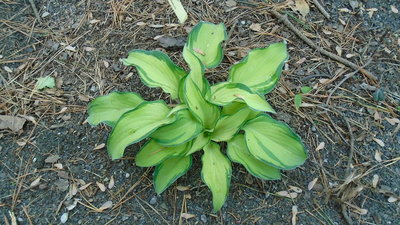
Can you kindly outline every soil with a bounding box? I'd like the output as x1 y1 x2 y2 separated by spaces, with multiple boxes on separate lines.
1 0 399 224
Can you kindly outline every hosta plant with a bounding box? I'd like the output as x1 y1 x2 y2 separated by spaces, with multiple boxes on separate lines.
88 21 307 211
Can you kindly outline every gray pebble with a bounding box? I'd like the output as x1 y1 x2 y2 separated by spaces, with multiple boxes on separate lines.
200 214 207 223
149 196 157 205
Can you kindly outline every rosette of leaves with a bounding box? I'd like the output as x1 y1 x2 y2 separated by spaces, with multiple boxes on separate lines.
87 21 307 211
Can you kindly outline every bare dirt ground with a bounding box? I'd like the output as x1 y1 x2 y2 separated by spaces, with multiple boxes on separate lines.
1 0 399 224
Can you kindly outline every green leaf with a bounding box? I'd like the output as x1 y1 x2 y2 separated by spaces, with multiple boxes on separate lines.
294 94 302 110
243 114 307 170
186 21 227 68
107 101 175 160
35 76 55 90
211 107 250 142
151 109 203 146
154 156 192 194
228 42 288 94
87 92 144 127
300 86 312 94
227 134 281 180
166 104 188 117
182 46 209 94
201 142 231 212
167 0 188 24
136 140 191 167
209 82 275 113
185 132 210 156
221 102 260 120
183 76 220 130
122 50 186 99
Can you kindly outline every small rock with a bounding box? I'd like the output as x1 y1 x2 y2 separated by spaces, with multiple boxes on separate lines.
149 196 157 205
200 214 207 223
60 212 68 223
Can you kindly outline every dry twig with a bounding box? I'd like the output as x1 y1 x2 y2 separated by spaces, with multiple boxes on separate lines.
312 0 331 19
269 9 378 82
28 0 42 24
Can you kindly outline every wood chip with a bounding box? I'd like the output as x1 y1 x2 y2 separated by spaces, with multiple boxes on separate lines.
93 143 105 150
30 176 41 187
374 150 382 162
79 182 92 191
276 191 298 199
96 182 106 192
65 45 76 52
89 19 101 24
292 205 298 225
45 155 60 163
99 201 113 211
373 138 385 147
3 66 13 73
54 163 63 170
249 23 261 32
176 185 190 191
335 46 342 56
372 174 379 188
108 176 115 189
308 178 318 191
83 47 96 52
181 213 196 219
289 186 303 193
315 142 325 151
103 60 110 68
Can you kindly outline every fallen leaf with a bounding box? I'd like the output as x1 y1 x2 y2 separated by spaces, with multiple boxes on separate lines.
60 212 68 223
373 138 385 147
289 186 303 193
388 196 398 203
0 115 26 132
385 117 400 125
292 205 298 225
96 182 106 192
108 176 115 189
391 5 398 14
99 201 113 211
249 23 261 32
374 150 382 162
176 185 190 191
276 191 298 199
308 178 318 191
372 174 379 188
136 21 146 26
35 76 55 90
69 183 78 197
322 29 332 35
181 213 196 219
315 142 325 151
93 143 105 150
45 155 60 163
30 176 41 187
294 0 310 18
